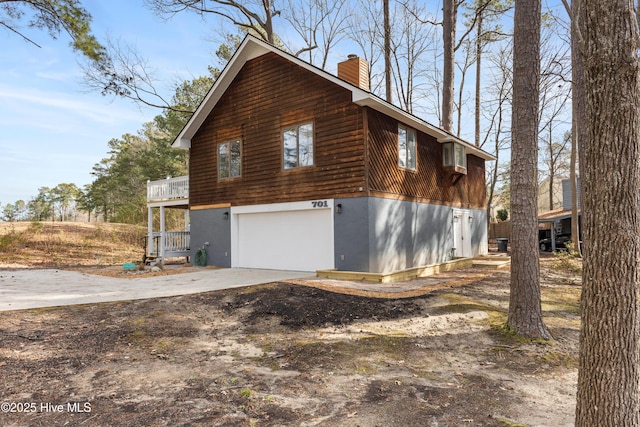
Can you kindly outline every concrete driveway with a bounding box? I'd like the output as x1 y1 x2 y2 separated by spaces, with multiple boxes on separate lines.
0 268 312 312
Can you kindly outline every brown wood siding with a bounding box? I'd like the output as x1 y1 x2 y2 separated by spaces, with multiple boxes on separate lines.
189 53 366 207
366 108 486 209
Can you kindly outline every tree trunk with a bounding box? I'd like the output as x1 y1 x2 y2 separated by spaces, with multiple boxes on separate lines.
570 113 581 256
441 0 455 132
475 13 483 147
508 0 551 339
548 125 555 212
548 172 554 212
486 151 499 227
569 136 580 254
569 137 581 255
264 0 275 44
383 0 392 103
569 0 585 257
574 0 640 425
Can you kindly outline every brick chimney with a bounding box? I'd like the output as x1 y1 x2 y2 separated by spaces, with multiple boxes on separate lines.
337 54 370 91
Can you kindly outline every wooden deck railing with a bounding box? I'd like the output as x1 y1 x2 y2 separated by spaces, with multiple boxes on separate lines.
149 231 190 258
147 176 189 202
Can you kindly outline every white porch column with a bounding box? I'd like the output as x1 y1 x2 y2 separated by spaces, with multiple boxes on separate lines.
147 206 153 256
160 206 166 260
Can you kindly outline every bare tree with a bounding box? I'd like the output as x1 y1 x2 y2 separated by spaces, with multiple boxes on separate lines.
483 42 512 225
574 0 640 424
348 0 437 110
145 0 281 43
283 0 351 68
539 128 571 211
537 24 571 212
389 1 435 113
463 0 513 146
538 25 571 133
455 38 475 136
508 0 551 339
474 4 484 146
83 30 242 114
82 0 286 112
561 0 585 256
347 0 384 95
401 0 481 133
83 38 195 113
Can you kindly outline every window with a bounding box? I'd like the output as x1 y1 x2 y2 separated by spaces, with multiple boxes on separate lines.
398 124 417 170
443 142 467 173
218 140 241 179
283 122 314 169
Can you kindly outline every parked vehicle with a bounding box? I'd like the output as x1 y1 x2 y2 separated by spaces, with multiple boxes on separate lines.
539 234 571 252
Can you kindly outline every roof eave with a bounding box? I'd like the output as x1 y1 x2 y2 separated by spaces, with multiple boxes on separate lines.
352 94 496 161
174 138 191 150
171 36 272 149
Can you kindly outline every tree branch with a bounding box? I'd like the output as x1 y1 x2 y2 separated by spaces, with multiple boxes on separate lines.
0 20 42 47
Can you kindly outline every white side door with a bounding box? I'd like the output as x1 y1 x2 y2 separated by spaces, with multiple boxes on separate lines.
453 209 472 258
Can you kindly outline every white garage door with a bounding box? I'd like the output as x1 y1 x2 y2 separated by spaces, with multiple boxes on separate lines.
236 207 334 271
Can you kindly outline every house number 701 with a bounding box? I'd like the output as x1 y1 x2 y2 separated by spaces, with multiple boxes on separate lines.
312 200 329 208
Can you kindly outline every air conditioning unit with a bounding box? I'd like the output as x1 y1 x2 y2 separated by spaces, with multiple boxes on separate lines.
443 142 467 175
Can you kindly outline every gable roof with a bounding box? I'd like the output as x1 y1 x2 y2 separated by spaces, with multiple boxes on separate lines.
173 35 496 161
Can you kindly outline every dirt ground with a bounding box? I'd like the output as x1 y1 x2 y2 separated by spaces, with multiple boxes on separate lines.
0 256 580 427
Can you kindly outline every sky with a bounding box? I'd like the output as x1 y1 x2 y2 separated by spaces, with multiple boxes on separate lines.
0 0 569 208
0 0 218 206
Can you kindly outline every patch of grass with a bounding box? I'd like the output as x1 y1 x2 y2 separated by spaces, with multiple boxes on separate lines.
542 287 581 316
489 322 553 346
236 283 281 295
154 338 175 352
366 335 414 354
497 418 527 427
27 306 63 314
543 314 581 331
433 293 507 326
409 367 448 381
125 316 159 347
269 336 417 374
537 350 578 369
353 360 378 375
0 221 146 267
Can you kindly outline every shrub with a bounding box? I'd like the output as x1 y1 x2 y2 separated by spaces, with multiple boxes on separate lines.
552 241 583 275
0 225 23 251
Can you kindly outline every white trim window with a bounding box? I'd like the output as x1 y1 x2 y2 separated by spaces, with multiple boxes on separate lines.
398 124 417 170
218 139 242 179
283 122 314 169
